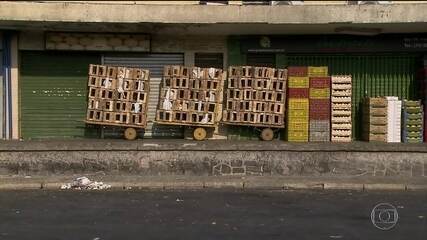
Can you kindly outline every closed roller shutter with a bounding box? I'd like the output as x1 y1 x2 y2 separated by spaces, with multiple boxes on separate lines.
20 51 100 139
103 53 184 138
195 53 224 69
286 54 420 140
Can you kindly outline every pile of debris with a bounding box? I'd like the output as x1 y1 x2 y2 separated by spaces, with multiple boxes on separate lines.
60 177 111 190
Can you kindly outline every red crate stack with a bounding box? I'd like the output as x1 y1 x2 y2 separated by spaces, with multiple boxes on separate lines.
309 75 331 142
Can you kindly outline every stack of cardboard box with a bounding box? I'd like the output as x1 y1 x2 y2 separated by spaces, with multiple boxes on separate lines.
363 97 388 142
386 96 402 143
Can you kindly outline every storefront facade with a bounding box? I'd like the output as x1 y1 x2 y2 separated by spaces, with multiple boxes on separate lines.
0 1 426 140
15 33 427 140
227 35 426 140
18 32 227 139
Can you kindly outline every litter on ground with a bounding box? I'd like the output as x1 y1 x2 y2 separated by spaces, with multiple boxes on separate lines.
60 177 111 190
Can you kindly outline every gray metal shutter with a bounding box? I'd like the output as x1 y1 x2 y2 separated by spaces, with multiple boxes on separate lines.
195 53 224 69
103 53 184 138
247 53 276 67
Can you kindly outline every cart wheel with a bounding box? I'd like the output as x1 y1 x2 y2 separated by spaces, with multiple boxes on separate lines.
193 127 207 141
124 127 137 140
261 128 274 141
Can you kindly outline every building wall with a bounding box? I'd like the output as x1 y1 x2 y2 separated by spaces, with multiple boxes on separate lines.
19 31 227 61
29 1 427 4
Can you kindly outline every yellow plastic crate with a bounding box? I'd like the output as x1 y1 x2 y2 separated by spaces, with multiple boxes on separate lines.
288 77 309 88
308 66 328 77
287 122 309 131
288 109 309 119
287 130 309 142
288 116 309 123
288 98 309 109
309 88 330 99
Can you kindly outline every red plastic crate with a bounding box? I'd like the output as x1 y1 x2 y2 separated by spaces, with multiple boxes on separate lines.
310 99 330 120
310 107 330 114
309 112 330 120
310 77 331 88
310 99 330 108
288 88 309 98
310 107 330 115
288 66 308 77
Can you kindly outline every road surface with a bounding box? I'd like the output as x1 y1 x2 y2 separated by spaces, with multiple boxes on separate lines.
0 189 425 240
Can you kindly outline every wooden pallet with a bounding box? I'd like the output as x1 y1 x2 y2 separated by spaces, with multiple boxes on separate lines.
85 120 146 129
155 120 217 128
222 121 285 129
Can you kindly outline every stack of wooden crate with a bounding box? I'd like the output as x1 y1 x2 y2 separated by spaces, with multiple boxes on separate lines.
287 66 309 142
402 100 424 143
386 96 402 143
331 75 352 142
222 66 287 127
86 64 150 127
308 67 330 142
156 65 225 126
362 97 388 142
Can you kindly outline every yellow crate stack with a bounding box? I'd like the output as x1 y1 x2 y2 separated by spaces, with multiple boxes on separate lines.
287 98 309 141
287 66 309 142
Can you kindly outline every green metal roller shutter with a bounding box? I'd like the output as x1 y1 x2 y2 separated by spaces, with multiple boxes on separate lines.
20 51 100 139
286 54 420 140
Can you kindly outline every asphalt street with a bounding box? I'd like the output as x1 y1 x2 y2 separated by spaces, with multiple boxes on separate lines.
0 189 425 240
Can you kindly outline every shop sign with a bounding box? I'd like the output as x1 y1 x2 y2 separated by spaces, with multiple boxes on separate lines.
242 34 427 53
45 32 150 52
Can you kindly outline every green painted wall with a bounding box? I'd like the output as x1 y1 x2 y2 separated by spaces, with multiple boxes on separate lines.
20 51 100 139
227 36 246 66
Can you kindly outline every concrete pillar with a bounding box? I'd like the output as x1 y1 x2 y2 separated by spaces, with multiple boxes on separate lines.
184 51 195 66
10 34 18 139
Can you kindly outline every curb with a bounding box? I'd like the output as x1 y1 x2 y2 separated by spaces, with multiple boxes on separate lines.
0 181 426 191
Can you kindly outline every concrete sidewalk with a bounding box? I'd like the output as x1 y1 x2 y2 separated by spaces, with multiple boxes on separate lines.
0 140 426 190
1 175 426 191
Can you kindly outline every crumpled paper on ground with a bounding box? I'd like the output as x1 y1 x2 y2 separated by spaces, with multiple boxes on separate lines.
60 177 111 190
